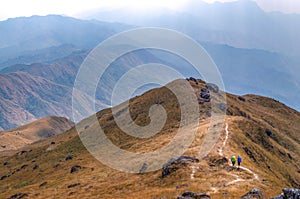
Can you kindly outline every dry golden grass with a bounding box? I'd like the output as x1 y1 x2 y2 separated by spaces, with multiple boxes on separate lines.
0 79 299 198
0 116 74 152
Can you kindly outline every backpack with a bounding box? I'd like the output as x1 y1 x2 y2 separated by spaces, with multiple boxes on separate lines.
238 156 242 162
231 156 236 162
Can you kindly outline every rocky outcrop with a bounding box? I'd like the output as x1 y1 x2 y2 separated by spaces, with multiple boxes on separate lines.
206 83 219 93
271 188 300 199
241 188 266 199
177 191 210 199
187 77 198 85
162 156 199 178
199 87 211 104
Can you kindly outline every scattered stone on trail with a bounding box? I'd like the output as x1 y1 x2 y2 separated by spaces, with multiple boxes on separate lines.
65 155 73 161
265 129 273 137
17 150 27 155
70 165 82 174
271 188 300 199
139 162 148 174
162 156 199 178
287 153 293 160
39 182 47 188
176 184 189 189
8 193 28 199
67 182 81 188
50 141 55 145
33 164 39 170
20 164 28 169
177 191 210 199
0 175 9 180
3 161 9 166
68 191 76 196
241 188 266 199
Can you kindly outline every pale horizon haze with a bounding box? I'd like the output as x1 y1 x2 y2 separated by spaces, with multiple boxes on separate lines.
0 0 300 21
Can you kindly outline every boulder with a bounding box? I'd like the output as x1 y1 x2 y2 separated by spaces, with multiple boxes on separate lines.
33 164 39 170
238 96 246 102
206 83 219 93
200 92 210 100
241 188 266 199
3 161 9 166
188 77 198 84
65 155 73 161
265 129 272 137
177 191 210 199
271 188 300 199
70 165 82 174
219 103 227 112
162 156 199 178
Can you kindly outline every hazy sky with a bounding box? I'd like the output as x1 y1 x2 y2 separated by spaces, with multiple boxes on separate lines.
0 0 300 21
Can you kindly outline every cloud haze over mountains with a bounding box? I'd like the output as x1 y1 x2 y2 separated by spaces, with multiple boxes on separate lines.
0 0 299 130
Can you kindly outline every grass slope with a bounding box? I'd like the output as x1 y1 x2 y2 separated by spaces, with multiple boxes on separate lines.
0 79 299 198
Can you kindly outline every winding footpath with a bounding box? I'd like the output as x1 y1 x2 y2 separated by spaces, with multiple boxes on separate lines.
218 123 229 157
221 122 259 186
190 122 259 188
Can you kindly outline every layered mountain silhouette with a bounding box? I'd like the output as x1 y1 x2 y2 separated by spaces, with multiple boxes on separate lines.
1 43 298 130
0 79 299 198
85 0 300 56
0 9 299 131
0 15 131 68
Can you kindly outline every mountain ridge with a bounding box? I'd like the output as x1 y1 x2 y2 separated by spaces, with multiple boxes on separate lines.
0 78 299 198
0 116 74 152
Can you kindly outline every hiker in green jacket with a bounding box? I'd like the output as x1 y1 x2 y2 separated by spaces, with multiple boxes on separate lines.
231 155 237 166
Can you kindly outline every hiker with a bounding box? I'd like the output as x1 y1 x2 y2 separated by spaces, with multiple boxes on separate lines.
231 155 237 166
238 155 242 167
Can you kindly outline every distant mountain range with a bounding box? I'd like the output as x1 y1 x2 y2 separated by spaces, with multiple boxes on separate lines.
0 15 131 68
85 0 300 56
0 0 299 129
0 44 80 69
